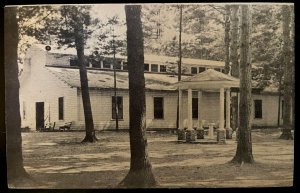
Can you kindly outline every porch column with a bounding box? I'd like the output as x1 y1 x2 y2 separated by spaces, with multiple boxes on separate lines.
177 88 186 140
196 90 204 139
219 87 225 130
198 90 203 129
178 89 183 129
187 88 193 130
226 89 233 139
186 88 196 142
217 87 226 144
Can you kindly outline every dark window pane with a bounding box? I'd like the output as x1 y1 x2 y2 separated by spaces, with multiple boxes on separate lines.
144 63 149 71
191 67 197 74
192 98 198 119
103 60 111 68
154 97 163 119
70 59 78 67
254 100 262 119
58 97 64 120
115 61 122 70
160 65 167 72
199 67 206 73
91 60 101 68
214 68 221 72
123 62 128 70
112 96 123 119
151 64 158 72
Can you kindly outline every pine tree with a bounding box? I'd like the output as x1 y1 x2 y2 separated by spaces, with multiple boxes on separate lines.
119 5 157 188
231 5 254 164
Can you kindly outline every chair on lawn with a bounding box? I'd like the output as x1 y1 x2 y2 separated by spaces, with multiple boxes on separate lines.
59 121 72 131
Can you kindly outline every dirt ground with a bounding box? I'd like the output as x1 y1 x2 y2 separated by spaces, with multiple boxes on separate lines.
11 129 294 188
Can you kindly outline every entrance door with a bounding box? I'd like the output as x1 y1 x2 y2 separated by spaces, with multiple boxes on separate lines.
36 102 44 130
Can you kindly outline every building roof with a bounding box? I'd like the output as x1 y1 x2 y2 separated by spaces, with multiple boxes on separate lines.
46 66 186 91
175 69 240 90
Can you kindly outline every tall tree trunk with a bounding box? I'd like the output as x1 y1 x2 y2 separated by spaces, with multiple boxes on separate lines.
5 7 28 183
230 5 239 131
279 5 293 140
119 5 157 188
231 5 254 164
75 24 97 143
224 5 231 74
290 6 295 133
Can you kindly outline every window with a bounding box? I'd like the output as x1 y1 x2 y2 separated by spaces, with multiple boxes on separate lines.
154 97 164 119
91 60 101 68
23 101 26 120
282 100 284 118
151 64 158 72
191 67 198 74
160 65 167 72
58 97 64 120
103 60 111 68
192 98 198 119
114 61 122 70
123 62 128 70
254 100 262 119
214 68 221 72
70 59 89 67
112 96 123 119
70 59 78 67
221 69 226 73
199 67 206 73
144 63 149 71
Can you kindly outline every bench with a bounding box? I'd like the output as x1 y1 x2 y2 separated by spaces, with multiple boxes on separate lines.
59 122 72 131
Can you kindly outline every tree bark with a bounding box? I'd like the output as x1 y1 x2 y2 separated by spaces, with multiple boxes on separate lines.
230 5 240 131
224 5 231 74
75 23 97 143
5 7 29 182
231 5 254 164
279 5 293 140
119 5 157 188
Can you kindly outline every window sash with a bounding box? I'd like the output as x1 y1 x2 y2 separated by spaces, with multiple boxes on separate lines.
58 97 64 120
192 98 198 119
254 100 262 119
151 64 158 72
112 96 123 119
154 97 164 119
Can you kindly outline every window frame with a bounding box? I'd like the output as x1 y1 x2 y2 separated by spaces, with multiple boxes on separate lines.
254 99 262 119
151 64 158 72
58 97 64 120
191 67 198 74
154 97 164 119
198 67 206 73
144 63 150 71
112 96 123 120
160 65 167 72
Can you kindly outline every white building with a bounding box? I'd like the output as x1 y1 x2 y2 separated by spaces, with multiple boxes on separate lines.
19 45 285 131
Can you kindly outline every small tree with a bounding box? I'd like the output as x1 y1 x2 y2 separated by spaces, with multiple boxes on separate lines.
119 5 157 188
230 4 254 164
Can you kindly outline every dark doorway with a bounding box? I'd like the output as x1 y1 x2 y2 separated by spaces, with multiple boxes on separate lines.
36 102 44 130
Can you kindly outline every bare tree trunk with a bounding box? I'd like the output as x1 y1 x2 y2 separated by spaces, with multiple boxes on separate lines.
279 5 293 140
5 7 29 183
224 5 231 74
230 5 239 131
231 5 254 164
119 5 157 188
75 24 97 143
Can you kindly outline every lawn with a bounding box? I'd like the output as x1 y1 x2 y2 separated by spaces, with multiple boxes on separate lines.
11 129 294 188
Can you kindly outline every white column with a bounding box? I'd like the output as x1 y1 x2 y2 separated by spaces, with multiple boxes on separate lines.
178 89 183 129
188 89 193 130
121 61 124 70
198 90 202 129
226 89 231 129
219 87 225 130
100 61 103 69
